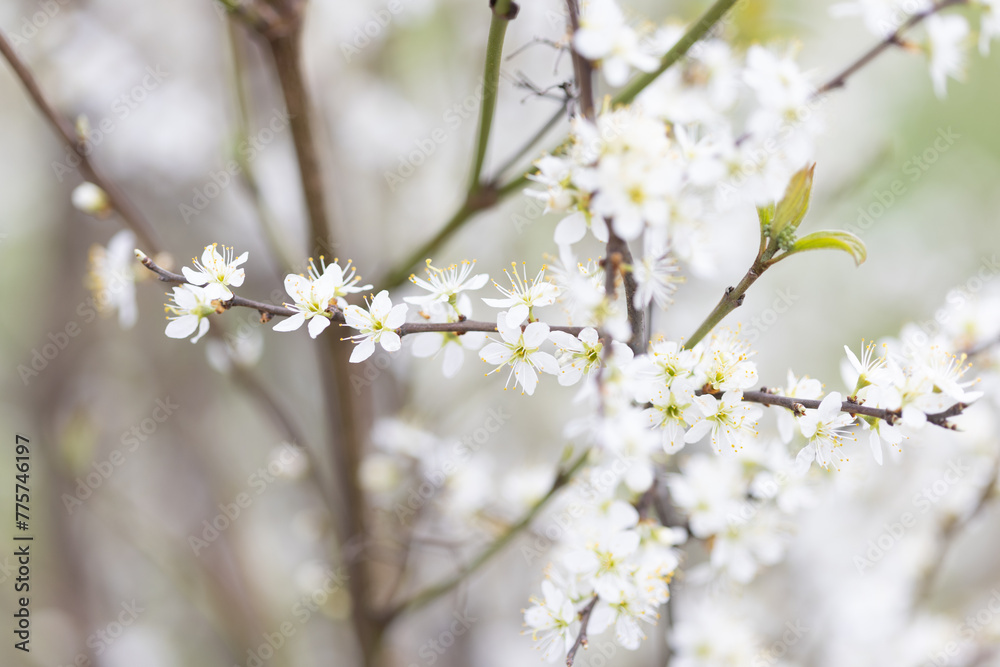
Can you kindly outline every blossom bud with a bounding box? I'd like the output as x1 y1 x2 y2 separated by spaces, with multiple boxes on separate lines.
71 182 111 217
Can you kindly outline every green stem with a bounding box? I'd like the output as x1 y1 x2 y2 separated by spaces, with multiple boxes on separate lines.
380 448 592 623
613 0 741 106
685 255 766 348
469 0 518 190
381 191 496 289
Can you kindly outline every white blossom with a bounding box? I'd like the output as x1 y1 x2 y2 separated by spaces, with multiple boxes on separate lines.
479 315 560 395
181 243 249 301
342 290 409 363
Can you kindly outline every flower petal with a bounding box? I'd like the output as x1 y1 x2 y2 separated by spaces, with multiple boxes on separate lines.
165 315 199 339
308 314 331 338
273 312 306 332
350 338 376 363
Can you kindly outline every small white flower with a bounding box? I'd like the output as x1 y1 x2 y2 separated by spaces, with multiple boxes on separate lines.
926 14 969 98
980 0 1000 55
87 230 137 330
480 314 560 395
698 329 758 392
305 256 372 309
843 339 891 394
274 272 338 339
483 263 561 327
795 392 857 472
830 0 932 38
642 379 698 452
410 330 486 378
632 250 682 310
206 330 264 374
743 45 814 116
181 243 249 301
522 581 579 663
573 0 658 86
775 370 823 443
588 584 660 651
548 327 603 386
164 284 215 343
684 390 762 454
342 290 409 363
404 259 490 311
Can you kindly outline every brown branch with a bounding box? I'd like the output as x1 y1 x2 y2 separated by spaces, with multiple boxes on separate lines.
738 388 968 430
216 0 288 37
0 30 161 251
566 595 599 667
814 0 969 96
564 0 595 121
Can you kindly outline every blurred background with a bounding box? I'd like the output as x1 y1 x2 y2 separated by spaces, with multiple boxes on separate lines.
1 0 999 666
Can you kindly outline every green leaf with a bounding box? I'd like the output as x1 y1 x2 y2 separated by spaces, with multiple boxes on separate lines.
783 230 868 266
771 163 815 235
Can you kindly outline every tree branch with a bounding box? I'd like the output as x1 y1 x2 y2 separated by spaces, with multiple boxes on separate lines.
0 30 161 251
685 254 766 348
379 448 592 624
738 388 968 430
566 595 599 667
913 452 999 603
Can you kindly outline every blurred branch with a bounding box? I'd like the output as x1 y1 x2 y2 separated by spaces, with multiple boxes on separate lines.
0 30 161 251
379 448 592 624
215 0 288 38
913 453 999 604
218 4 384 661
224 18 298 275
228 364 344 518
814 0 969 96
565 595 599 667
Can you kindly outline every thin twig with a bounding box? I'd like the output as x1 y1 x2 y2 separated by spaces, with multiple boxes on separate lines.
566 596 599 667
814 0 969 96
0 30 160 251
738 389 967 430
